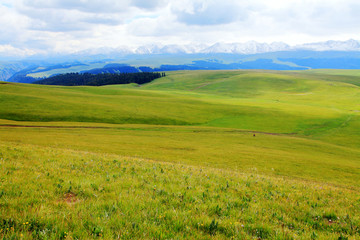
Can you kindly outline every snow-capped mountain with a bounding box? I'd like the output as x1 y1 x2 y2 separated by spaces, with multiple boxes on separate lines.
134 43 209 54
295 39 360 51
201 41 291 54
59 39 360 58
126 40 360 55
71 46 133 58
135 44 163 54
129 41 292 55
2 40 359 61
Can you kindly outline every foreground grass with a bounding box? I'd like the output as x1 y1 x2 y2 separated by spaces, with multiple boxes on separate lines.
0 141 359 239
0 121 360 188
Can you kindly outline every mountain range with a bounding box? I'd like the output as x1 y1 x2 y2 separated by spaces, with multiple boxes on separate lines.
72 39 360 56
1 39 360 83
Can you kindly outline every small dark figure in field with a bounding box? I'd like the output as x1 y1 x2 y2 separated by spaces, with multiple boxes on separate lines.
253 134 256 137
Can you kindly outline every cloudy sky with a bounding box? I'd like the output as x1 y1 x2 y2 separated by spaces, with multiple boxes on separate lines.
0 0 359 56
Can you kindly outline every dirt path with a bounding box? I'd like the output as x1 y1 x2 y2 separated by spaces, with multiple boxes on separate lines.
192 129 296 136
0 124 109 129
225 130 296 136
0 124 296 136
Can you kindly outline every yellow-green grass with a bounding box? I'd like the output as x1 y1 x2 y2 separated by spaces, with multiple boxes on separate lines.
302 69 360 77
1 71 359 135
0 141 359 239
1 70 360 146
0 70 360 185
1 70 360 239
0 121 360 188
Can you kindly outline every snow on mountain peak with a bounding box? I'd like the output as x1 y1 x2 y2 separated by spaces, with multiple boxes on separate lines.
201 41 291 54
71 39 360 56
295 39 360 51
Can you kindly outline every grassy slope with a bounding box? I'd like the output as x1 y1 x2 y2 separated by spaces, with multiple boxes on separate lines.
1 70 360 239
139 70 360 145
2 70 360 134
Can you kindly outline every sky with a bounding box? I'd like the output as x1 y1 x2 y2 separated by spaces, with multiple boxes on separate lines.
0 0 359 56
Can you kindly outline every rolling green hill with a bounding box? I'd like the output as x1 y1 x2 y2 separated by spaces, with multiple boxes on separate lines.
0 70 359 239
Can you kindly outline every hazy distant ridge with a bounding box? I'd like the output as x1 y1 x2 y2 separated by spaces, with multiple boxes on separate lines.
76 39 360 56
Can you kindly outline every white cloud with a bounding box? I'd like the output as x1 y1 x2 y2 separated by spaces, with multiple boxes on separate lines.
131 0 169 10
0 4 30 45
0 0 359 56
0 44 37 57
21 0 131 13
171 0 253 25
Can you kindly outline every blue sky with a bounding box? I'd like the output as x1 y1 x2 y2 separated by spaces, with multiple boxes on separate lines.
0 0 359 56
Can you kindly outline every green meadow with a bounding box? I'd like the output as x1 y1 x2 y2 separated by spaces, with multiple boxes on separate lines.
0 70 360 239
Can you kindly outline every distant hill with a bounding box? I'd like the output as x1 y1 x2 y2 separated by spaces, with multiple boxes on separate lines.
0 61 34 81
80 63 140 74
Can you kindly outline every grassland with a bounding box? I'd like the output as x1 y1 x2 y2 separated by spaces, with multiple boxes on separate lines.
0 70 360 239
1 141 359 239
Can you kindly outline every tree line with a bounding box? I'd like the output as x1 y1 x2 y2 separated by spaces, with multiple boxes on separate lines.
33 72 166 86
